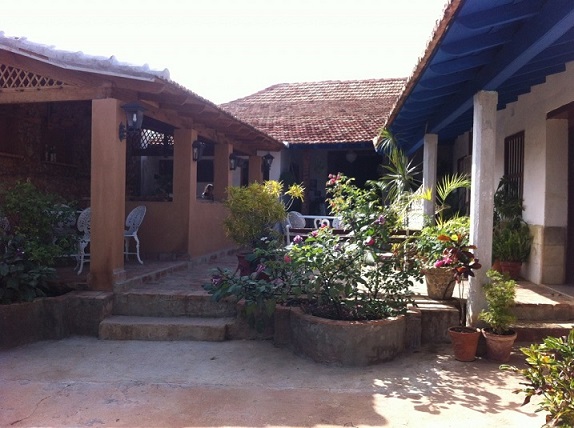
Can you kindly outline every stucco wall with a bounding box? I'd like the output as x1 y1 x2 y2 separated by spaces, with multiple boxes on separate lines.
497 61 574 226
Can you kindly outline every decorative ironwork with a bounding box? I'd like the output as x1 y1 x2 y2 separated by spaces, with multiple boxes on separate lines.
0 65 67 89
130 128 174 156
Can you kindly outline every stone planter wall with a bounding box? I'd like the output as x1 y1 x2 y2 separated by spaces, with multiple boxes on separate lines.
0 291 113 350
288 307 407 366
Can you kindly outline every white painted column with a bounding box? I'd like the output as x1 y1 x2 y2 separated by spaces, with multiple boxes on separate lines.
467 91 498 326
422 134 438 221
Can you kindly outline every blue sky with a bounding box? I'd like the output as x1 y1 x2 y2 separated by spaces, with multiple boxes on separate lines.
1 0 447 103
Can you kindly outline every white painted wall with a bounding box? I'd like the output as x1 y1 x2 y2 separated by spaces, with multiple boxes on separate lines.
496 61 574 227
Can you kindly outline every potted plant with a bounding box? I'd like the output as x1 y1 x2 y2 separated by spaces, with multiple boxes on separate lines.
431 232 483 362
414 216 471 300
223 180 303 275
479 269 518 362
206 173 422 365
492 176 533 279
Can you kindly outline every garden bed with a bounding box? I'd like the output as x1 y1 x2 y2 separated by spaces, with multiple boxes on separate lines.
281 306 408 366
0 291 113 350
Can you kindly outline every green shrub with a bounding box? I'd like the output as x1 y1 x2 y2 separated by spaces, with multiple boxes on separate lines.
0 235 55 304
1 181 77 266
501 329 574 427
479 269 516 334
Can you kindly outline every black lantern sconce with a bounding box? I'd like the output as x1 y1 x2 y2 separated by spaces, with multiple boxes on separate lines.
119 102 145 141
192 140 205 162
262 152 274 171
229 153 239 170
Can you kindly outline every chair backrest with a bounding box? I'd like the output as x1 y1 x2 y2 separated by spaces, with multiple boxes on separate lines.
125 205 146 234
0 216 9 233
287 211 306 228
77 207 91 239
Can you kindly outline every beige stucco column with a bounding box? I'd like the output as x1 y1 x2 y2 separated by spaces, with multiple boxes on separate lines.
467 90 498 325
536 118 568 284
422 133 438 221
249 155 263 183
172 128 197 256
213 143 233 200
89 98 126 290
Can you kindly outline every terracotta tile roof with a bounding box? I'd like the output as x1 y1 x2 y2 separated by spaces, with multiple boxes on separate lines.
220 78 406 145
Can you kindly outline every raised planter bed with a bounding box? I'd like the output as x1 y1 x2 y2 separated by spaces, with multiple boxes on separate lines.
0 291 113 350
287 306 407 366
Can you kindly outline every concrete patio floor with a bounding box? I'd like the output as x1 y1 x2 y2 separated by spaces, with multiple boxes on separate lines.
1 336 546 427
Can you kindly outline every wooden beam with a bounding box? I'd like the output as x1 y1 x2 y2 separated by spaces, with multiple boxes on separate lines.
0 86 112 103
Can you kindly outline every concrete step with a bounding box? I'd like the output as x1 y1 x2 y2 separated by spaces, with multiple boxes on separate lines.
512 321 574 343
512 302 574 322
112 291 237 318
99 315 235 341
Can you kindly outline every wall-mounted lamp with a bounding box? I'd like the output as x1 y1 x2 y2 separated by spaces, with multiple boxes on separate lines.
192 140 205 162
262 152 274 171
229 153 239 170
119 102 145 141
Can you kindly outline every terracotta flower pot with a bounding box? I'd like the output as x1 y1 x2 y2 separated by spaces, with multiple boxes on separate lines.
482 328 517 362
423 267 456 300
448 326 481 362
497 261 522 280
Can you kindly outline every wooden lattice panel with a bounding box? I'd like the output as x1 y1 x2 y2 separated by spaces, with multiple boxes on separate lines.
0 64 67 89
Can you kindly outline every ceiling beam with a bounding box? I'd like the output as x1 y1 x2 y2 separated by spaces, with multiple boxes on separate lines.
457 0 542 30
428 2 574 138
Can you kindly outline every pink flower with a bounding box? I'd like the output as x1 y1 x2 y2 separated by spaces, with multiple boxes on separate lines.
283 255 292 263
364 237 375 246
434 260 446 268
293 235 303 244
375 215 386 225
311 230 319 238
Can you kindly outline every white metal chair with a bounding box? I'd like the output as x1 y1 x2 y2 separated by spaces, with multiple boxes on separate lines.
0 216 9 233
284 211 307 245
76 207 91 275
124 205 146 264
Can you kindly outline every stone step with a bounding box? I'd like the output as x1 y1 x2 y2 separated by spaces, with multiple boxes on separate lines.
112 291 237 318
99 315 235 341
512 302 574 322
512 321 574 343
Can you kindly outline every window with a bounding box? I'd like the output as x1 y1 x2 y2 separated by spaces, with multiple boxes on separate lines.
504 131 525 200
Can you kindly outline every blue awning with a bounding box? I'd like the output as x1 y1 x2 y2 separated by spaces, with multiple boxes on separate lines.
385 0 574 154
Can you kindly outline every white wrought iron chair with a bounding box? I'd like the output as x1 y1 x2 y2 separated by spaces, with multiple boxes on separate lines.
124 205 146 264
76 207 91 275
0 216 9 233
284 211 307 245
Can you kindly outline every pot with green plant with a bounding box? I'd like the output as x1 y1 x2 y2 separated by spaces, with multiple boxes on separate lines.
414 216 472 300
479 269 517 362
429 231 482 361
223 180 303 275
492 176 533 279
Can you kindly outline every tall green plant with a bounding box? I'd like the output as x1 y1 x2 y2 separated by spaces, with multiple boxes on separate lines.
223 181 304 250
479 269 516 334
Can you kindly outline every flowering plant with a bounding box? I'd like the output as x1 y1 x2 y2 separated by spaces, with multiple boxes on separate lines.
206 173 420 323
288 173 419 320
434 232 481 283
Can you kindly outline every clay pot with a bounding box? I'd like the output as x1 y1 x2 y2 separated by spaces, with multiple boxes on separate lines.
236 252 254 276
424 267 456 300
482 328 517 362
448 326 481 362
497 261 522 280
